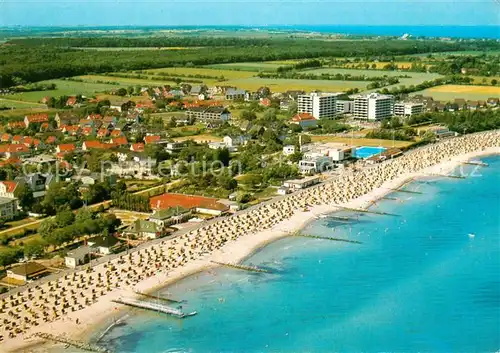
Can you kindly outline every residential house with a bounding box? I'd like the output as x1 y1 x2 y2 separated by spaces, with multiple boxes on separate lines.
290 113 318 129
144 135 161 145
56 143 76 154
88 234 121 255
1 133 12 143
24 114 49 128
223 135 249 148
110 136 128 146
282 176 321 190
55 112 79 127
487 97 499 107
0 144 30 158
81 127 95 137
7 121 26 130
65 246 93 268
61 125 81 136
82 140 106 151
130 143 145 152
46 136 57 145
123 219 162 240
283 145 296 156
66 96 77 106
0 181 20 220
15 173 54 198
186 107 231 126
225 88 246 100
97 128 110 138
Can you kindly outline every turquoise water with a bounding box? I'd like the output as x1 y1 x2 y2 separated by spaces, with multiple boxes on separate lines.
98 155 500 353
354 146 386 159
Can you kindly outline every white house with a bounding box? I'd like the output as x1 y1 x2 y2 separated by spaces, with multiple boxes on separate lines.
283 145 296 156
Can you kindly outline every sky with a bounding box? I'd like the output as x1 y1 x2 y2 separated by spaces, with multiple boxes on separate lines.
0 0 498 27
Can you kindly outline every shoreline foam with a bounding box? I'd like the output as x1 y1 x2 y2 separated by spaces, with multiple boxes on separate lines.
3 138 499 352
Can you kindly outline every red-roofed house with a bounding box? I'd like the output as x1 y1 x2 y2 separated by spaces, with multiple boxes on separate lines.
66 96 77 106
22 137 44 150
97 128 110 138
81 127 95 137
24 114 49 128
110 130 123 138
11 135 23 144
46 136 57 144
0 144 30 158
0 181 20 219
82 140 105 151
0 158 21 168
8 121 26 130
290 113 318 129
150 193 229 216
130 143 145 152
1 133 12 143
86 114 102 121
260 98 272 107
40 96 51 104
110 137 128 146
56 143 76 154
144 135 161 144
62 125 81 136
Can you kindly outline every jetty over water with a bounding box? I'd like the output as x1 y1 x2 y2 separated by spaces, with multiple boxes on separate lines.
430 173 466 179
112 298 196 318
210 261 270 273
385 187 423 195
462 160 488 167
294 233 362 244
333 205 399 217
134 291 184 304
32 332 110 352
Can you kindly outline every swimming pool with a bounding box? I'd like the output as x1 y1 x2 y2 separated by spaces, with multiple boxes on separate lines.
354 146 386 159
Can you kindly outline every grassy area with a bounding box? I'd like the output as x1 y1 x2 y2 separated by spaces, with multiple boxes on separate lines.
146 67 255 80
173 134 222 143
204 62 284 72
223 77 367 92
3 79 128 102
0 107 55 119
408 50 500 57
469 76 500 85
74 47 202 51
77 74 176 87
310 135 415 148
410 84 500 101
0 98 46 108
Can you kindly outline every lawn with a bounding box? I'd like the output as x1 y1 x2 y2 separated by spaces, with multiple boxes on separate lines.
410 84 500 101
173 134 222 143
0 107 54 119
3 79 129 102
310 135 415 148
0 98 46 108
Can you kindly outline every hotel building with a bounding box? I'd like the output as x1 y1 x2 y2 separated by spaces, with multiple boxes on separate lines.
353 93 394 120
297 92 340 119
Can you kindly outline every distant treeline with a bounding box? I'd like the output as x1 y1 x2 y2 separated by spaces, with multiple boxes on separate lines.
1 38 499 88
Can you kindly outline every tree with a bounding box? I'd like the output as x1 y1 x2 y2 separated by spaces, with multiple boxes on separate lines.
39 218 57 238
24 240 46 259
117 88 127 96
16 183 35 211
492 79 498 86
127 86 134 96
75 207 93 223
240 110 257 121
55 208 75 227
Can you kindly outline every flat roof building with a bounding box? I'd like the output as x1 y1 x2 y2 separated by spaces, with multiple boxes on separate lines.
353 93 394 120
298 92 340 119
394 102 424 117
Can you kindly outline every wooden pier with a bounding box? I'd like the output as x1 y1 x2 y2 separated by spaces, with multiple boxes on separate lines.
294 233 362 244
333 205 399 217
382 196 399 201
134 291 184 304
33 332 110 353
385 188 423 195
462 160 488 167
210 261 270 273
112 298 196 318
430 173 466 179
325 215 355 222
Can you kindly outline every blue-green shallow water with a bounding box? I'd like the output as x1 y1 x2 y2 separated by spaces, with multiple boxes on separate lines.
99 155 500 353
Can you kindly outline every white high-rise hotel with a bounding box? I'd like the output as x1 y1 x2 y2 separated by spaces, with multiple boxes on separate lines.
353 93 394 120
298 92 340 119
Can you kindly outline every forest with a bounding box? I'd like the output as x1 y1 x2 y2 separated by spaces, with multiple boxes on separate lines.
1 37 499 88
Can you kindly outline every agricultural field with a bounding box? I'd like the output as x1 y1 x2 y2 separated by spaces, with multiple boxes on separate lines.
77 74 176 87
222 77 367 92
408 50 500 57
0 98 46 108
310 135 415 148
410 84 500 101
204 62 284 72
0 107 55 119
146 67 255 80
3 79 129 103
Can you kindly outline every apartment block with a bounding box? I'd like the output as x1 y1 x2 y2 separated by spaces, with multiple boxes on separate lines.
297 92 340 119
394 102 424 117
353 93 394 120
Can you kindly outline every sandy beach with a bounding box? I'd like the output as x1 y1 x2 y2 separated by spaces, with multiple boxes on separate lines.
2 131 499 353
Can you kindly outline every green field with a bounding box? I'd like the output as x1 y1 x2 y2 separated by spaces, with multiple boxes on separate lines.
3 79 130 102
204 62 284 72
221 77 367 92
407 50 500 57
0 98 46 108
77 74 177 86
410 84 500 101
146 67 255 80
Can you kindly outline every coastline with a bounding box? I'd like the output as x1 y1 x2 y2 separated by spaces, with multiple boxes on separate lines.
4 144 499 353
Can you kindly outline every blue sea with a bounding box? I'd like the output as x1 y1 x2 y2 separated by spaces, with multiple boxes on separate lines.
97 155 500 353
